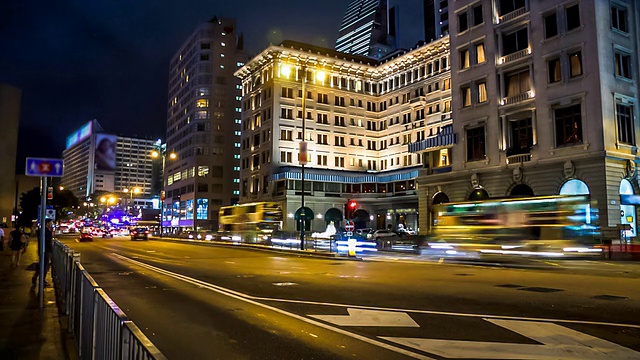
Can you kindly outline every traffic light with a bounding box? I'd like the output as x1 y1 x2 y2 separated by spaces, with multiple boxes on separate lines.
345 199 358 220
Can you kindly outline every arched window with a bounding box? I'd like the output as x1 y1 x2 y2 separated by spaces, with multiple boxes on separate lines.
560 179 591 224
620 179 636 238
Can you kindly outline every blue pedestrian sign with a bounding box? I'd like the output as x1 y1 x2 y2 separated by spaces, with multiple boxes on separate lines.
26 158 64 177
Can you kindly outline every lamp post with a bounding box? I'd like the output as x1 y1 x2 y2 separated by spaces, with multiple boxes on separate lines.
151 146 177 237
123 187 140 210
280 64 325 250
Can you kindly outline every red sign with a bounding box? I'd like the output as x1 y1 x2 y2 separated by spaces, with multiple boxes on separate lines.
345 221 354 231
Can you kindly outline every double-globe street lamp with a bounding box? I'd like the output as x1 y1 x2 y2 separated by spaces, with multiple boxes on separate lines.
122 187 141 211
280 63 326 250
151 146 177 237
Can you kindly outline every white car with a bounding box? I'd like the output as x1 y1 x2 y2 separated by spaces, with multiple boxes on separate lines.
368 229 398 239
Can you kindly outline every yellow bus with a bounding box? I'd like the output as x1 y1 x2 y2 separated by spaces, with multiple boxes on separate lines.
426 195 601 257
218 202 283 243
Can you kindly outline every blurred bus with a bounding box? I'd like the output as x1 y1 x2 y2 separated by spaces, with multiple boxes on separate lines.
218 202 283 243
425 195 602 258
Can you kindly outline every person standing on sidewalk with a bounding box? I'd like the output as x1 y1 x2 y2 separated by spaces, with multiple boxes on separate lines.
31 219 53 287
9 227 26 268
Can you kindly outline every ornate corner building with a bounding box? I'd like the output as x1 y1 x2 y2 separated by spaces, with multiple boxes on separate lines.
235 38 452 233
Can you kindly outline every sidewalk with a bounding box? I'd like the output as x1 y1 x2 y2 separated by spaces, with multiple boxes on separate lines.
0 243 77 359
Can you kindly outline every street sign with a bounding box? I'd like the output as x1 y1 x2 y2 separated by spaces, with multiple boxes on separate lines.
345 221 354 232
26 158 64 177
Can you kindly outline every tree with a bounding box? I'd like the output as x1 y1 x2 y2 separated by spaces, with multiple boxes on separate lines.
18 186 80 226
18 187 40 227
51 188 79 221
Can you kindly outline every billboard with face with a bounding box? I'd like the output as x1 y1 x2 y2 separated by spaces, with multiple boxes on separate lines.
94 134 117 171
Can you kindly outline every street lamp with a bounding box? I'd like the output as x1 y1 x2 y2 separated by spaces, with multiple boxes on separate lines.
151 145 177 237
280 64 326 250
123 187 141 210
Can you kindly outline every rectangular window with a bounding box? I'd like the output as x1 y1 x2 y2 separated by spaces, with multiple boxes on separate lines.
505 69 530 96
499 0 525 17
509 118 533 155
544 12 558 38
566 4 580 31
458 13 468 32
460 49 470 69
466 126 486 162
569 51 582 78
503 28 528 56
548 58 561 83
477 82 487 103
555 104 583 146
462 86 471 107
617 103 635 145
615 52 632 79
473 4 483 26
612 6 629 33
476 43 485 64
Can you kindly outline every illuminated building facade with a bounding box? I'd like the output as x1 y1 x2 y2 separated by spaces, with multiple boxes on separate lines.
61 119 157 209
413 0 640 238
164 17 248 231
235 38 451 233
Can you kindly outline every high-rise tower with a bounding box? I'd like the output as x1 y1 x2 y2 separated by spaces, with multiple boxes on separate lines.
164 17 248 232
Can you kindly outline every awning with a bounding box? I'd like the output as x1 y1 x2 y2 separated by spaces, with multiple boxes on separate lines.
294 207 314 221
324 208 343 222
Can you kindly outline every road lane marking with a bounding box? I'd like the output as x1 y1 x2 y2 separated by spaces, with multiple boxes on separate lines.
110 253 640 330
111 253 435 359
310 309 419 327
383 319 640 359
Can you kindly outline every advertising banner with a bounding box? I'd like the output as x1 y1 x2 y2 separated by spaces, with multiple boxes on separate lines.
94 134 117 171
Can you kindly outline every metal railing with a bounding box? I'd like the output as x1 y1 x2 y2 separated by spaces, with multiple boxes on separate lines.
52 241 167 360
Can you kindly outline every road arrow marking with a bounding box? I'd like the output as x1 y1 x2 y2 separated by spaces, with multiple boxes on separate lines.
310 308 419 327
382 319 640 359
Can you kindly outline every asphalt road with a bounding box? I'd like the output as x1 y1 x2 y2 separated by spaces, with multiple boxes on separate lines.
59 235 640 359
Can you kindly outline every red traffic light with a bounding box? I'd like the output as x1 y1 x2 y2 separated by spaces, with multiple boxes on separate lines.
348 200 357 209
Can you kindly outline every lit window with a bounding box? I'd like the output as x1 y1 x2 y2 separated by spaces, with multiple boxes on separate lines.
234 143 241 148
477 82 487 103
221 42 226 46
569 51 582 78
462 86 471 107
476 43 485 64
460 49 470 69
548 58 561 83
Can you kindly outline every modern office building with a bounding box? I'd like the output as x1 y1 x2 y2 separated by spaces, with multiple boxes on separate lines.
412 0 640 239
336 0 450 60
61 119 158 209
235 38 451 233
423 0 450 42
0 83 21 226
163 17 248 231
336 0 396 59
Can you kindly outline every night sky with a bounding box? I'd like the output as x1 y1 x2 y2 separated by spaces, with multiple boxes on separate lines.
1 0 350 170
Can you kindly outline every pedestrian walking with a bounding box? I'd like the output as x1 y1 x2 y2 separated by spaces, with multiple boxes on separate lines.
32 219 53 287
9 227 27 268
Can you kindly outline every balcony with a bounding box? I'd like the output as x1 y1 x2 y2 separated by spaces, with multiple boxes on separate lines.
408 124 456 153
501 91 533 106
499 48 530 66
498 7 526 24
409 96 426 107
506 153 531 164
